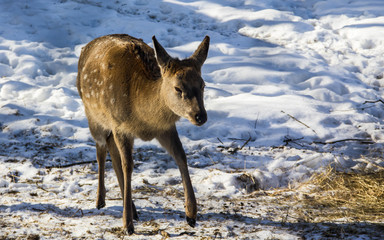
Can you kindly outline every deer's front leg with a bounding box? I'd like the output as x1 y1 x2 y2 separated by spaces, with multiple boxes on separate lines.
96 143 107 209
107 133 139 220
157 127 197 227
112 131 135 235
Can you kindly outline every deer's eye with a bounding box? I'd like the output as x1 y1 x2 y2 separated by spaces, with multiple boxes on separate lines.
174 87 182 96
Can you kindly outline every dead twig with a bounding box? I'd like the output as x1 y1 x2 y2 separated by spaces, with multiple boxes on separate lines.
283 136 304 146
218 136 252 154
45 159 112 169
363 99 384 105
71 208 84 217
238 136 252 151
281 110 317 135
36 183 58 194
313 138 374 145
359 157 384 171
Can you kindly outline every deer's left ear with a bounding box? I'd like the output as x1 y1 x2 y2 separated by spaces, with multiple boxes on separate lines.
190 36 210 66
152 36 172 69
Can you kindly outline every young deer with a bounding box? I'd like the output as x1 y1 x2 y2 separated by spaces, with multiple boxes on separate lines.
77 34 209 234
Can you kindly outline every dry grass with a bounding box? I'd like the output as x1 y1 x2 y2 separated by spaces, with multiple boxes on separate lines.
296 166 384 222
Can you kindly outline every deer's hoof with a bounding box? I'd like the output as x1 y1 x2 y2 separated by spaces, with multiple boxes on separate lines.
133 212 139 221
124 225 135 235
96 201 106 210
132 202 139 221
186 216 196 227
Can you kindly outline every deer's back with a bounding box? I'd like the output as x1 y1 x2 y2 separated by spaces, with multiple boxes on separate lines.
77 34 177 140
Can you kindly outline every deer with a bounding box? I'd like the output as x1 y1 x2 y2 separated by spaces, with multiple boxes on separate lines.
76 34 210 234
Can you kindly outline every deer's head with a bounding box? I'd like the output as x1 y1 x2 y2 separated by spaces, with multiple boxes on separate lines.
153 36 210 126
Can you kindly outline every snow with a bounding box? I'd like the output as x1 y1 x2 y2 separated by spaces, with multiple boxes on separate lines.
1 0 384 239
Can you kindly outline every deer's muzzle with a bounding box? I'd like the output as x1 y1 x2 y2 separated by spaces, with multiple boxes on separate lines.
194 111 207 126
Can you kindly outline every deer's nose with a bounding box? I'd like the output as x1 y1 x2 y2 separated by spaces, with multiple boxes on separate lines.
195 112 207 125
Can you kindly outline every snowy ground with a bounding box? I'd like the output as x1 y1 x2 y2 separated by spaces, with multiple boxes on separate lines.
1 0 384 239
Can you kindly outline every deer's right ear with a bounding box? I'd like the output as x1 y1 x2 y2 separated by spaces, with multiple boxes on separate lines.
152 36 171 69
190 36 210 67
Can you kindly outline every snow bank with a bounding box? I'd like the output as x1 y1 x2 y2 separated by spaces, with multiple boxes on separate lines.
0 0 383 202
1 0 384 238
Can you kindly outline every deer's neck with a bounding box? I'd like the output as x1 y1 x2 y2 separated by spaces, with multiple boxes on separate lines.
132 77 180 131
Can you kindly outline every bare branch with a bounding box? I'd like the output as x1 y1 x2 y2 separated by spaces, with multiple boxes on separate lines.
281 111 317 135
313 138 374 145
363 99 384 105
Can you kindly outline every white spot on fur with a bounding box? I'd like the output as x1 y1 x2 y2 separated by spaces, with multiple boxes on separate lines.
84 74 88 80
111 98 115 104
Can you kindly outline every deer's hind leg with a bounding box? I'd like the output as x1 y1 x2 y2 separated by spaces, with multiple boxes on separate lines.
96 142 107 209
110 130 135 234
86 117 110 210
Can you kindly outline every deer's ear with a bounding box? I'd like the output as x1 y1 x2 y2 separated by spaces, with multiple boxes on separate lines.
152 36 171 68
190 36 210 66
